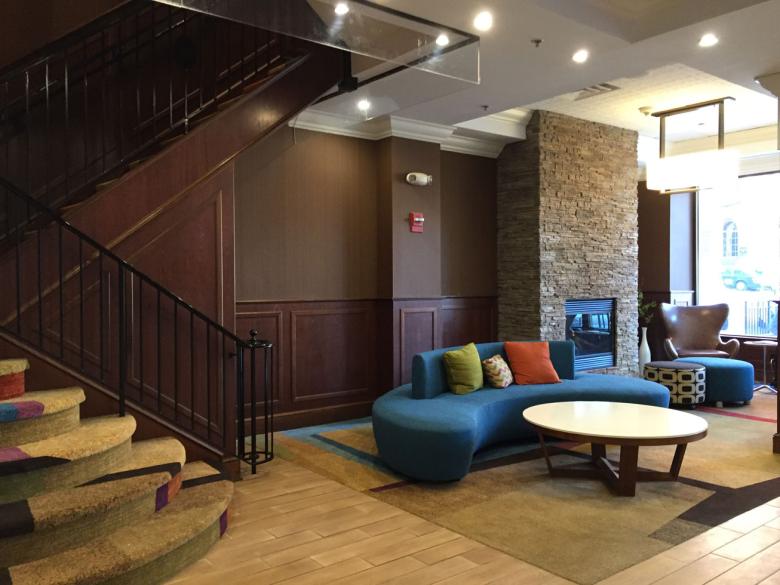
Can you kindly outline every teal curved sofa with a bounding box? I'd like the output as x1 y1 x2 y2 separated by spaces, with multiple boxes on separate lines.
372 341 670 482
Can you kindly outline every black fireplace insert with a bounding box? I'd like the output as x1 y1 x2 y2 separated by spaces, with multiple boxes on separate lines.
565 298 616 370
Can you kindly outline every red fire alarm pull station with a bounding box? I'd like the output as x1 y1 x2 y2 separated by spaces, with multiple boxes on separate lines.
409 212 424 233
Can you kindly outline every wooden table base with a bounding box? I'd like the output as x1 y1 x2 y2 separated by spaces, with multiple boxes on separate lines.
537 431 688 497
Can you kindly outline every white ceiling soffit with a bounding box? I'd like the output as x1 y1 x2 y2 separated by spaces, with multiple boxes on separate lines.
289 110 513 158
454 108 532 141
535 0 768 42
526 63 778 141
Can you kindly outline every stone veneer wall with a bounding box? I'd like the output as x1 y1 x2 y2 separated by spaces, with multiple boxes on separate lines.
497 110 639 375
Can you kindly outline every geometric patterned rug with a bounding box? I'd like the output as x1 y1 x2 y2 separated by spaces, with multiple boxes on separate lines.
277 393 780 584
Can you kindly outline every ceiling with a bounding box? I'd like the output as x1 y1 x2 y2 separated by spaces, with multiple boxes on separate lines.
528 63 777 140
310 0 780 140
537 0 767 42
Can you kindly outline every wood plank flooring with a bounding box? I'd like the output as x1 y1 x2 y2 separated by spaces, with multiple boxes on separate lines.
166 394 780 585
165 458 573 585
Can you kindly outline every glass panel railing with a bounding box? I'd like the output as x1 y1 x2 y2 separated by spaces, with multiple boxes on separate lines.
153 0 480 85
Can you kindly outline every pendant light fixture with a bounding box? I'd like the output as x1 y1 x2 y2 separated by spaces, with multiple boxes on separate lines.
645 97 739 194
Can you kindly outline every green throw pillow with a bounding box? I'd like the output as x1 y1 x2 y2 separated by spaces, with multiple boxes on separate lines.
442 343 484 395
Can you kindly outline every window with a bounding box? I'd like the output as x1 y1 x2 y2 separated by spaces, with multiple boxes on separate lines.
698 173 779 337
722 221 739 257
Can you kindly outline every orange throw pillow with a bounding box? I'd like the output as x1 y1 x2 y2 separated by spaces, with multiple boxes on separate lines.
504 341 561 385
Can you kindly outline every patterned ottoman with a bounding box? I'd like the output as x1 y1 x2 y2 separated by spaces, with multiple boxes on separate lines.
643 360 706 408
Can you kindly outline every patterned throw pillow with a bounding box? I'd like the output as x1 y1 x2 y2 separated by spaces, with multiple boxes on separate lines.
481 355 513 389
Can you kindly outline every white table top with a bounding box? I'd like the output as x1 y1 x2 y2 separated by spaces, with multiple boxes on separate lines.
523 401 708 441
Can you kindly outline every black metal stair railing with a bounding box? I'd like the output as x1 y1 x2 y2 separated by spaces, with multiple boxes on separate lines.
0 175 272 473
0 0 304 472
0 0 297 239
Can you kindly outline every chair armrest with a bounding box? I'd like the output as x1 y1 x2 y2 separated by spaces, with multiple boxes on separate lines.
718 338 740 358
663 338 679 360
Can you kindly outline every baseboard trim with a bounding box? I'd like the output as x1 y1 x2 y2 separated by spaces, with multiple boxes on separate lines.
244 400 374 431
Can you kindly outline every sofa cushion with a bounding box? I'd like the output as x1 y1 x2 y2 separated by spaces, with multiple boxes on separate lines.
482 355 513 388
412 341 576 399
442 343 483 395
505 341 561 385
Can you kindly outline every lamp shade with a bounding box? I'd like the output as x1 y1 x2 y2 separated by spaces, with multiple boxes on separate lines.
646 149 739 192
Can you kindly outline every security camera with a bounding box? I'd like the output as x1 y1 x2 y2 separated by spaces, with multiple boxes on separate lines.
406 172 433 186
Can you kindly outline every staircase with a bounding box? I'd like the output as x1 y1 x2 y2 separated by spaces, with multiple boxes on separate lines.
0 358 233 584
0 0 346 582
0 0 343 464
0 0 304 218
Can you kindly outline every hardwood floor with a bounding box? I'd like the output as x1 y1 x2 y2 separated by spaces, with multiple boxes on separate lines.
165 458 573 585
167 401 780 585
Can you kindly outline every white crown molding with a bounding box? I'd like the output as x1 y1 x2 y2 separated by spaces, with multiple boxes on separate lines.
442 134 507 158
290 109 517 158
290 110 381 140
455 108 531 140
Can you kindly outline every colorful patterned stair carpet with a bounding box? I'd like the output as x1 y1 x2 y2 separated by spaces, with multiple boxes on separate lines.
0 358 233 584
0 388 85 447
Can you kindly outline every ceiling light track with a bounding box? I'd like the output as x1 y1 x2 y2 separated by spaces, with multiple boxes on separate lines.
647 96 737 194
651 96 734 156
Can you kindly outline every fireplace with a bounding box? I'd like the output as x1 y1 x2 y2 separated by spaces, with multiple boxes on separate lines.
565 298 617 371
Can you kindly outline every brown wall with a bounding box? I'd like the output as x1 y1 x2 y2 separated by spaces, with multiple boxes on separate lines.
234 131 498 304
233 129 499 427
386 138 442 299
441 151 497 297
638 181 671 293
235 128 380 302
0 0 126 69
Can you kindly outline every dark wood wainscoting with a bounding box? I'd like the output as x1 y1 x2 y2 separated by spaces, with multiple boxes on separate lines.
236 297 496 429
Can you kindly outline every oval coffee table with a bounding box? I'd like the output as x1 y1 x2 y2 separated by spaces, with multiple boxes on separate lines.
523 401 708 497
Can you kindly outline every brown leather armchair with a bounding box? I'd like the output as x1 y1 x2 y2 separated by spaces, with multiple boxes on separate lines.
660 303 740 359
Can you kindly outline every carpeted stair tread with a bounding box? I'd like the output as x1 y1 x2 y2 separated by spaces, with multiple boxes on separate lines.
0 415 136 503
0 388 85 418
3 474 233 585
100 438 185 478
0 360 29 400
0 360 29 378
0 438 186 566
0 388 85 447
179 460 222 484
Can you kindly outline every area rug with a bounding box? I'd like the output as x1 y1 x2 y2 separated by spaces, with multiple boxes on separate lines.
275 393 780 585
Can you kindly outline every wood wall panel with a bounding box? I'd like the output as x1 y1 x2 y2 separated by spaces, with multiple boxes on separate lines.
440 297 497 348
290 308 375 404
121 164 235 327
399 307 438 385
235 297 496 428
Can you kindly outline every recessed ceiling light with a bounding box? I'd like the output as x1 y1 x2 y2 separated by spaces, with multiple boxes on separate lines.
572 49 589 64
357 99 371 112
473 11 493 32
435 33 450 47
698 33 719 47
334 2 349 16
